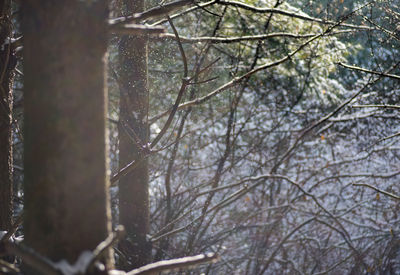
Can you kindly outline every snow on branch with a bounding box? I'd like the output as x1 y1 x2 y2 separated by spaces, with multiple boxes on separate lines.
110 24 165 36
111 253 219 275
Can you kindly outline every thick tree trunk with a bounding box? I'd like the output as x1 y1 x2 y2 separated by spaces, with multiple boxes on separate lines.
117 0 151 269
0 0 16 233
21 0 112 271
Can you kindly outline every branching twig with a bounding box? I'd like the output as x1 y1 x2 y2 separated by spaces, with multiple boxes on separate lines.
150 25 334 123
259 218 315 273
0 212 23 242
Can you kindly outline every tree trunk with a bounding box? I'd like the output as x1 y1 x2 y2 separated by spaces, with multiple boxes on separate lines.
21 0 112 271
0 0 16 233
117 0 151 269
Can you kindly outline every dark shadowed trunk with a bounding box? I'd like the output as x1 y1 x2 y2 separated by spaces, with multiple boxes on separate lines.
117 0 151 269
0 0 16 233
21 0 112 271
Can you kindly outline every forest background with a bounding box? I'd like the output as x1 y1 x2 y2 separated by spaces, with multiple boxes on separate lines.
0 0 400 274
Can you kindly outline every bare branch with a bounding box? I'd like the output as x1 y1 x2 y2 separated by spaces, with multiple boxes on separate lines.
352 104 400 110
110 24 165 35
270 59 400 173
0 258 19 273
259 218 316 273
157 30 356 43
151 27 330 123
125 253 219 275
110 154 150 185
0 212 23 242
353 184 400 200
338 62 400 80
167 16 188 77
87 226 126 272
217 0 373 30
109 0 194 26
151 0 217 26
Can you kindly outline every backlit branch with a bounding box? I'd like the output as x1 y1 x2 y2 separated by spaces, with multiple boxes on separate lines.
109 0 194 26
217 0 373 30
339 62 400 80
125 253 219 275
157 30 355 43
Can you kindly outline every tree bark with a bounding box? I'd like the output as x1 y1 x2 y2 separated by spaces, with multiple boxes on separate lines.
0 0 16 233
117 0 151 269
21 0 112 271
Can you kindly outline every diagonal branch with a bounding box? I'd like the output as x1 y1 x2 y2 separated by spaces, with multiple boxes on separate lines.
353 183 400 200
125 253 219 275
150 16 189 148
109 0 194 26
338 62 400 80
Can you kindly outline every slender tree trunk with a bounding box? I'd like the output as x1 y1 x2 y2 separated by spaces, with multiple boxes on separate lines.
21 0 112 271
0 0 16 233
117 0 151 269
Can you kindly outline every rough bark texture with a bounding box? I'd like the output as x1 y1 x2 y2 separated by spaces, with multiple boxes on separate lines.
117 0 151 269
22 0 112 270
0 0 15 232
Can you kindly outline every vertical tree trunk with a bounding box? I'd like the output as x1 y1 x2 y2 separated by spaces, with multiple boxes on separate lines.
0 0 16 233
117 0 151 269
21 0 112 270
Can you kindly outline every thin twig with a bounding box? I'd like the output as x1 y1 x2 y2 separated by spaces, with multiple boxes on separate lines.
353 183 400 200
87 226 126 272
352 104 400 110
151 0 217 26
0 212 23 242
217 0 373 30
338 62 400 80
158 30 356 43
110 24 165 35
150 16 189 148
126 253 219 275
167 16 188 77
109 0 194 26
